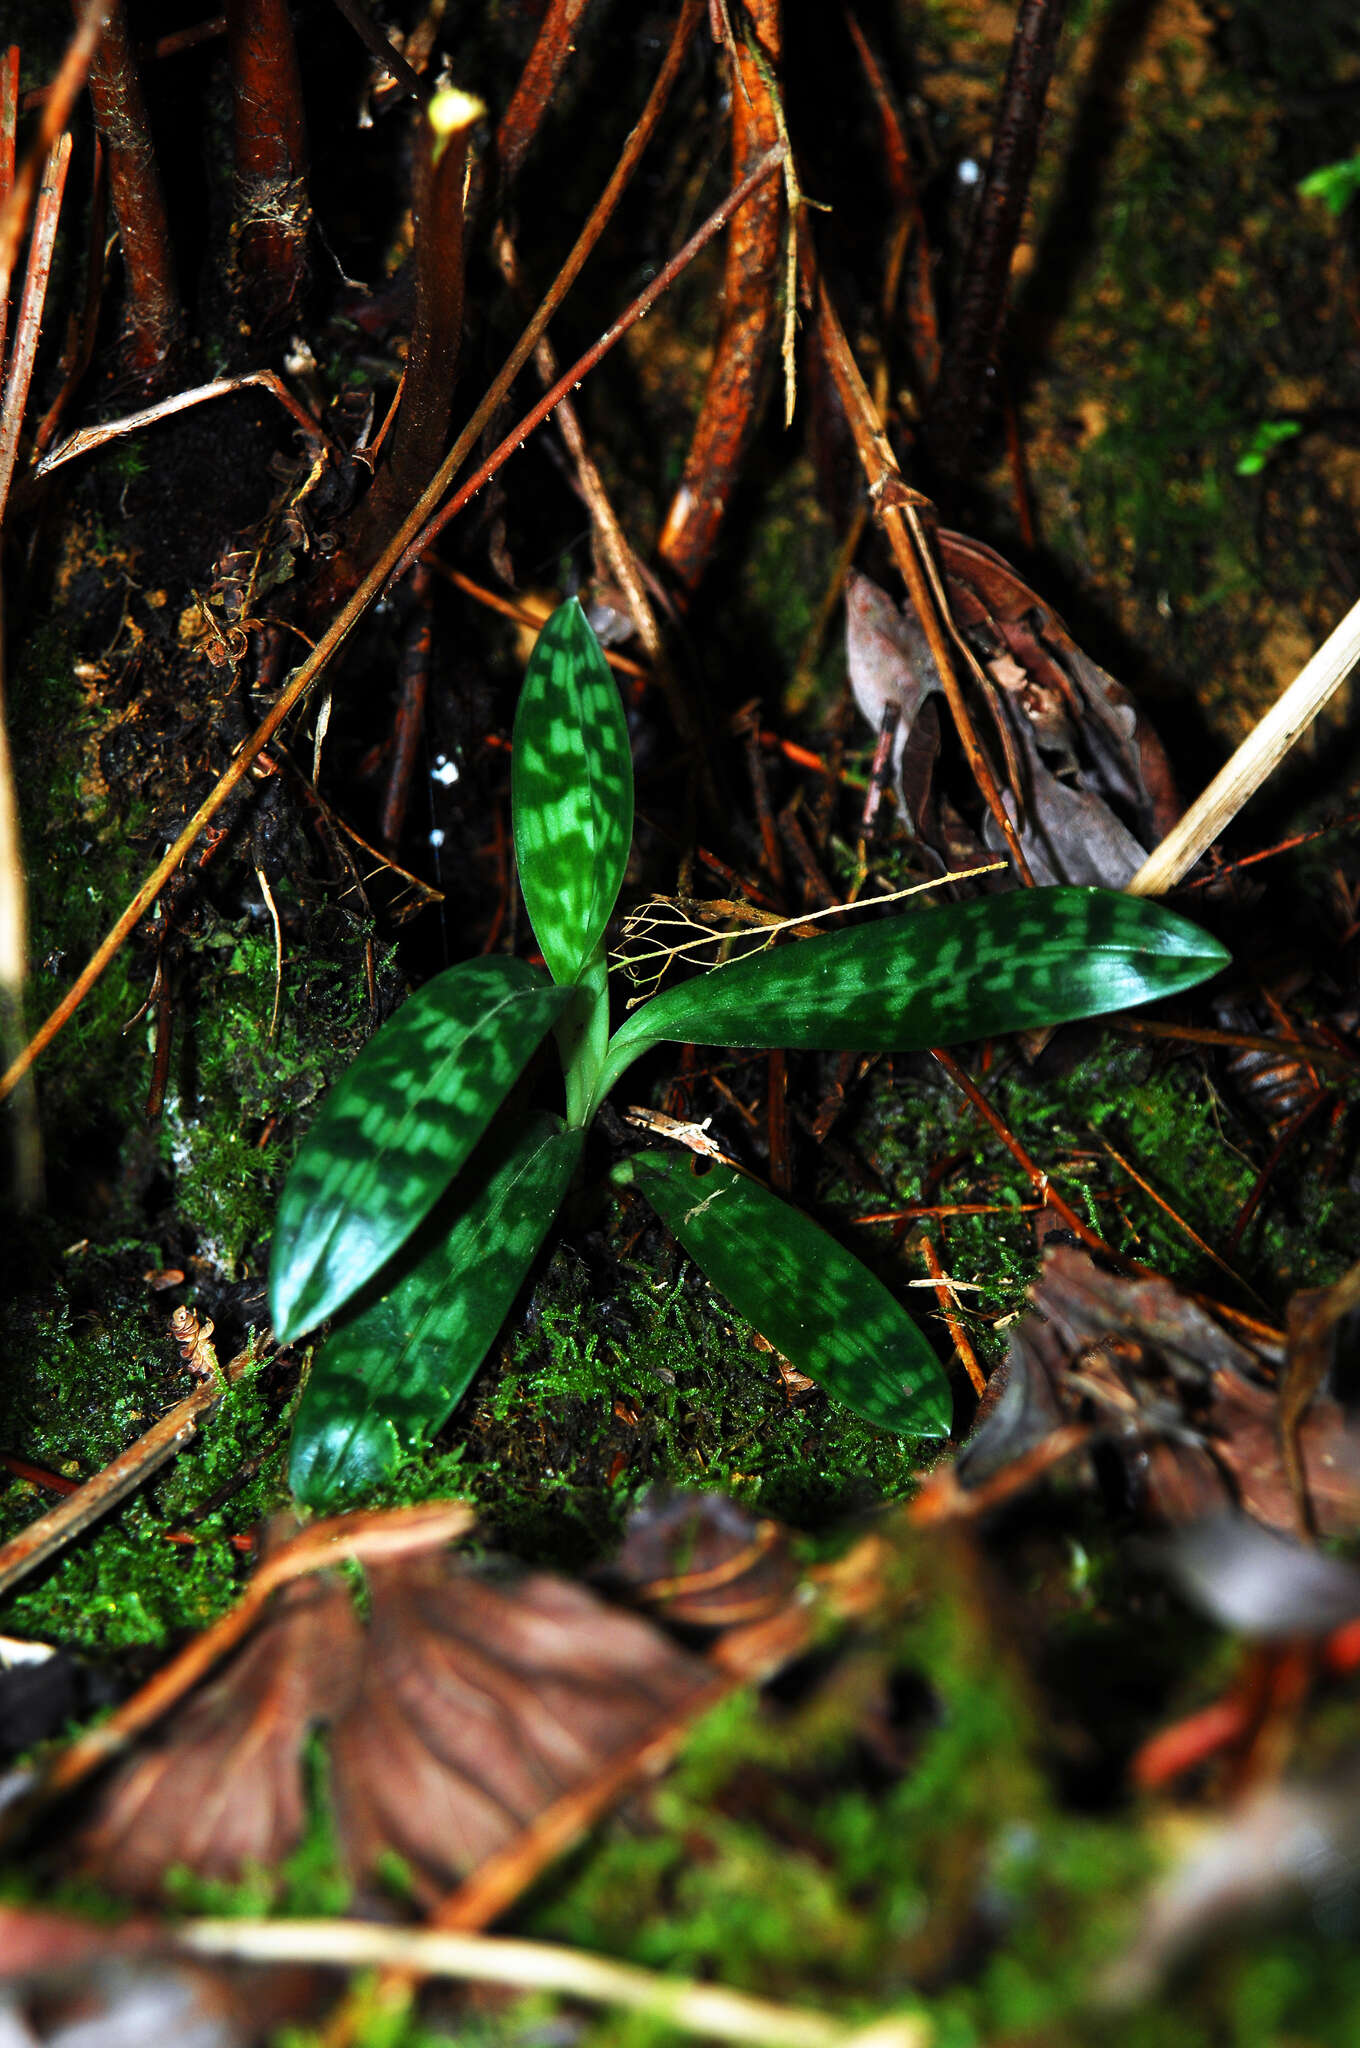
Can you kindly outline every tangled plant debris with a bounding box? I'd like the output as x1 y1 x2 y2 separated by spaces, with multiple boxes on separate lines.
1 2 1360 2045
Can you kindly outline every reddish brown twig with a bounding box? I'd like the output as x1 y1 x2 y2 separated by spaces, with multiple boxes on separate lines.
392 143 787 577
0 134 72 526
421 561 650 678
0 1379 223 1606
225 0 309 330
493 221 663 662
1226 1095 1329 1259
657 0 784 594
496 0 598 193
844 8 938 392
738 702 785 890
0 138 787 1105
1115 1017 1356 1079
385 0 706 579
0 1 109 301
930 1044 1121 1263
80 0 183 385
145 15 228 62
918 1228 985 1395
380 559 433 853
924 0 1068 474
1097 1135 1264 1304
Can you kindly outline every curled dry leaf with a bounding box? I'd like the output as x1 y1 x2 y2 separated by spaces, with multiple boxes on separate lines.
956 1242 1360 1536
598 1486 800 1631
846 537 1182 888
70 1518 719 1907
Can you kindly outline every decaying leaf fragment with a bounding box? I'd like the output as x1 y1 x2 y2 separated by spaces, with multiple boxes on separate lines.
955 1242 1360 1535
65 1502 747 1907
1149 1511 1360 1641
846 537 1182 888
76 1574 362 1901
328 1556 712 1902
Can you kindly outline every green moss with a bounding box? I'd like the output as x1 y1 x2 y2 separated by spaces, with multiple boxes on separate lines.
9 624 148 1195
165 922 380 1280
0 1350 284 1654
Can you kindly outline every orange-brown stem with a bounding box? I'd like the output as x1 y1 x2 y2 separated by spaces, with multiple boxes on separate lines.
346 106 475 573
380 561 433 854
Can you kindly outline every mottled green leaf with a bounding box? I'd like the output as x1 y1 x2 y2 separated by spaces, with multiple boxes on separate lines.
604 888 1228 1082
270 958 570 1342
290 1113 584 1503
618 1151 951 1437
512 598 633 985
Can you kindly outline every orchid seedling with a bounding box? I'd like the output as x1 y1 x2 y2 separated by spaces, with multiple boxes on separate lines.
270 600 1230 1502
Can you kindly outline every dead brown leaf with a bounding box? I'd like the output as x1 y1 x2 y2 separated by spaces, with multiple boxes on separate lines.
67 1518 723 1908
846 536 1183 889
955 1242 1360 1535
328 1556 712 1904
76 1574 361 1901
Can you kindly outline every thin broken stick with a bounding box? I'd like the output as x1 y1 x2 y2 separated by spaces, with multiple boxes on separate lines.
1127 593 1360 895
34 369 326 475
177 1917 930 2048
0 1373 228 1605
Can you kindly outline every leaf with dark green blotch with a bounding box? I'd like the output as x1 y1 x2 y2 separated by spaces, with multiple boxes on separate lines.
512 598 633 985
617 1151 952 1438
605 888 1228 1076
270 958 570 1342
290 1113 584 1503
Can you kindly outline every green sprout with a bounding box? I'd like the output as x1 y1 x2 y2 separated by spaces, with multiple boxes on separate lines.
1235 419 1302 477
1297 151 1360 218
270 600 1230 1504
